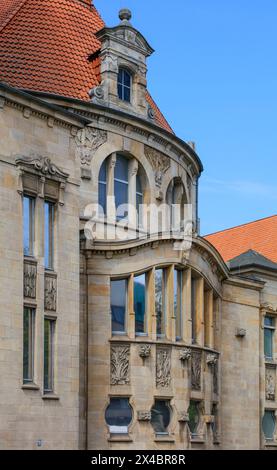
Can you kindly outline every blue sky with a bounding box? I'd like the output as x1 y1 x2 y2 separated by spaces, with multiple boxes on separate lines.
95 0 277 235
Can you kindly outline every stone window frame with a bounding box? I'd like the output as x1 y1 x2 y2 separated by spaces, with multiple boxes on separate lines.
187 400 205 442
117 67 133 104
150 396 174 439
105 394 134 440
109 265 218 347
110 276 129 336
22 305 36 387
262 408 277 446
43 315 57 398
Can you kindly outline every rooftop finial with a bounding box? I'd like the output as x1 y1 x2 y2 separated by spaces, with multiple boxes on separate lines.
119 8 132 23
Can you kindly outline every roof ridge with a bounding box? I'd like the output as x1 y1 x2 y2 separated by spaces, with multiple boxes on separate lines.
0 0 28 34
205 214 277 237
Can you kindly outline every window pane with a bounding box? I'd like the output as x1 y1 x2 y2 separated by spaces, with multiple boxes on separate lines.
115 155 129 182
265 316 274 327
44 319 54 393
99 160 107 183
264 328 273 359
44 202 54 269
174 270 182 340
151 400 171 434
156 269 165 336
262 411 276 440
105 398 132 434
123 70 131 87
115 181 129 220
111 279 127 333
188 402 200 434
23 196 34 256
123 86 131 102
134 274 146 334
23 307 35 383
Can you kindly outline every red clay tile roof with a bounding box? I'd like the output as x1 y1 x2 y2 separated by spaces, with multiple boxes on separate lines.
0 0 173 133
205 215 277 263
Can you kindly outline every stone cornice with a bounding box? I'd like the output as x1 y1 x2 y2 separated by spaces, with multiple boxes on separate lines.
193 237 229 281
21 91 203 177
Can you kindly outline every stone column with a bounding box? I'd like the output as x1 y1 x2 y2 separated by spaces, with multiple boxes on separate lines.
166 265 175 341
106 153 116 227
196 277 204 346
128 158 139 230
183 267 192 343
204 289 214 348
128 273 135 339
148 267 156 340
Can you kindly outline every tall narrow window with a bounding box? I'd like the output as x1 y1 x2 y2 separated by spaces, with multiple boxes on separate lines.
174 269 183 341
188 401 200 437
264 316 275 360
111 279 127 334
23 196 35 256
23 307 35 384
134 273 146 334
118 69 131 103
191 277 197 344
262 410 276 441
136 174 143 227
44 201 55 269
156 269 166 337
98 160 107 215
114 155 129 220
44 318 55 393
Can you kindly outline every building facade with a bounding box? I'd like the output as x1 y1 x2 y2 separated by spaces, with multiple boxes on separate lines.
0 0 276 450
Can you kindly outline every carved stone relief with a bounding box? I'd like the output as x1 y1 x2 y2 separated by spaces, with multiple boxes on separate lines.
179 348 192 362
111 344 130 385
137 411 151 422
178 412 189 423
75 127 107 166
144 145 171 189
24 262 37 299
206 354 218 366
266 367 276 401
16 155 69 180
191 350 202 391
139 344 151 358
45 275 57 312
156 347 171 388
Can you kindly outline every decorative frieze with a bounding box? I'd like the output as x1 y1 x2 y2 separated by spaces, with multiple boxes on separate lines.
144 145 171 189
137 411 151 422
139 344 151 358
45 274 57 312
266 366 276 401
191 350 202 391
75 127 107 166
24 261 37 299
156 347 171 388
179 348 192 362
111 344 130 386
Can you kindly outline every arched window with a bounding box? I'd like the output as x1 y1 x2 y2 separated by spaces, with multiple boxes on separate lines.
118 68 132 102
166 178 187 231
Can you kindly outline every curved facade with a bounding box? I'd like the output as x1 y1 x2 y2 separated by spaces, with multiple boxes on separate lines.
0 1 277 450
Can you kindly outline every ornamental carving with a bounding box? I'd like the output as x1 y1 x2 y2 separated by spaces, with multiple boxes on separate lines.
179 348 192 362
111 345 130 385
266 367 276 401
156 348 171 388
16 155 69 180
24 262 37 299
139 344 151 358
178 412 189 423
45 275 57 312
206 354 218 366
144 145 171 188
75 127 107 166
191 350 202 391
137 411 151 422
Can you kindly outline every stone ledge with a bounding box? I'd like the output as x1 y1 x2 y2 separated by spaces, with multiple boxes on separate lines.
22 383 40 391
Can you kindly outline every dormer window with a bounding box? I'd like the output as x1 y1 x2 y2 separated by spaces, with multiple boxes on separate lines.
118 68 132 102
